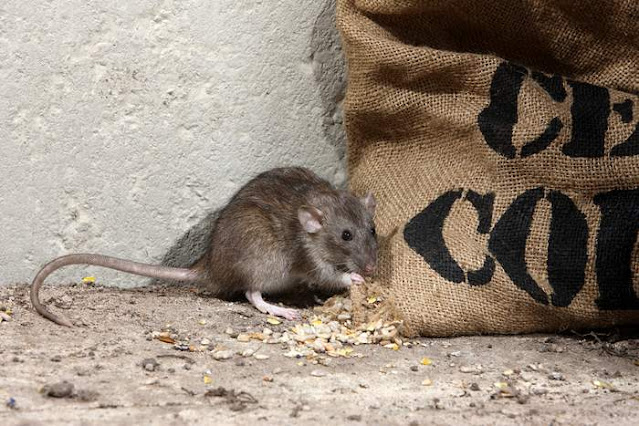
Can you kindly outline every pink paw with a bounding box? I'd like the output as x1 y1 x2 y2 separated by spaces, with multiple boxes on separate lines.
267 306 300 321
350 273 365 284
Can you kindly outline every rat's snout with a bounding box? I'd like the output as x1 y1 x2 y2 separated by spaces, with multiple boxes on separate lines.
363 262 376 276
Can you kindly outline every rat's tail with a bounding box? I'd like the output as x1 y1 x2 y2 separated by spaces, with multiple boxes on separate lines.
30 253 201 327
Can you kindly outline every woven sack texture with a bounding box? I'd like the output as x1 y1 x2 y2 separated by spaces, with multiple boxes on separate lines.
338 0 639 335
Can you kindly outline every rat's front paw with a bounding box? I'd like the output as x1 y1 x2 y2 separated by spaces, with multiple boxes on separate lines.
350 273 365 284
340 272 365 287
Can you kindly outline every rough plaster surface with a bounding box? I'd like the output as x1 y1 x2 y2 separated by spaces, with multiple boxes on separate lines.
0 0 347 286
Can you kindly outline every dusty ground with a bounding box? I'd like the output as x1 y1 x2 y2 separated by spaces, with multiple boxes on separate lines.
1 283 638 425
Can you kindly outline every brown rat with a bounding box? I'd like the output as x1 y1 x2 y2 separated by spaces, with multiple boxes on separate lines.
31 167 378 326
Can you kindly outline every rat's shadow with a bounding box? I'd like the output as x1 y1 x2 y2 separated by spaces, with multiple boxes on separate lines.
151 210 219 281
309 0 347 163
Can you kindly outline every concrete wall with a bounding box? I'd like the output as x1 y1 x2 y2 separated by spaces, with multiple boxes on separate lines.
0 0 347 286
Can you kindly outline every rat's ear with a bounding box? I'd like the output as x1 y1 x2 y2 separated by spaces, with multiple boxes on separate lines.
298 206 324 233
361 192 376 215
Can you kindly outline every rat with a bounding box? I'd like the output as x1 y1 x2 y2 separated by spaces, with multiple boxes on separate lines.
30 167 378 327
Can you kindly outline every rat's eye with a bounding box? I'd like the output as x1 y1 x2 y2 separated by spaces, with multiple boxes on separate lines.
341 230 352 241
370 227 376 236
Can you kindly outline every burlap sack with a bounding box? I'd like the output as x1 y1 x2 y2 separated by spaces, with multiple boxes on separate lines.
337 0 639 336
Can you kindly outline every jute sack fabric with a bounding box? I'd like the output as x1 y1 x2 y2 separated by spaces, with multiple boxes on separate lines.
337 0 639 336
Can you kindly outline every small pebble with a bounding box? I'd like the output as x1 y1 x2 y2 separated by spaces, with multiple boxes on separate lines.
141 358 159 372
50 355 62 363
242 348 256 357
540 343 564 353
470 383 480 391
347 414 362 421
213 350 234 361
527 363 544 372
236 334 251 343
410 366 418 372
6 397 16 409
516 393 530 404
460 364 483 374
548 372 565 381
432 398 444 410
311 370 327 377
54 295 73 309
520 372 534 382
531 387 548 395
42 381 75 398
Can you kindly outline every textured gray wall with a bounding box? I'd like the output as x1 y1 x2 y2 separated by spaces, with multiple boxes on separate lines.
0 0 346 286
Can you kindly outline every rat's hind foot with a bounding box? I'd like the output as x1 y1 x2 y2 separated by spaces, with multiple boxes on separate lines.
245 290 301 321
264 304 300 321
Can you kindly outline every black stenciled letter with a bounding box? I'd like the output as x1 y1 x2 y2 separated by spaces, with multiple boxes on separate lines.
479 63 564 159
562 81 610 157
531 72 567 102
488 188 588 306
489 188 548 304
546 191 588 307
593 189 639 310
404 190 495 285
611 109 639 156
478 62 526 159
465 191 496 285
